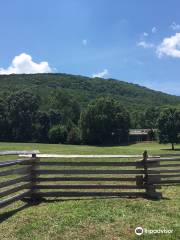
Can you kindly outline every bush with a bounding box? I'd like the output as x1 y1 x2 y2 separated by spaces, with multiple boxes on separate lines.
67 127 81 144
48 125 68 144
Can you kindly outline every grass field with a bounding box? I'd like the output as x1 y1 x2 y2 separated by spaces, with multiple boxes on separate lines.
0 142 180 240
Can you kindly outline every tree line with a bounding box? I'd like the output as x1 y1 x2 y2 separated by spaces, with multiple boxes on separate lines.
0 89 180 149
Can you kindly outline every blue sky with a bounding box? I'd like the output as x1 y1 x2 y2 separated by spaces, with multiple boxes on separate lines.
0 0 180 95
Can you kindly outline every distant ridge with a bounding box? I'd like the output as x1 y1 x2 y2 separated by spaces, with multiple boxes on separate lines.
0 73 180 111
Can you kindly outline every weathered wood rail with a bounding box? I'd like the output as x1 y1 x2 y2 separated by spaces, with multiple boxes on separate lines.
0 151 180 209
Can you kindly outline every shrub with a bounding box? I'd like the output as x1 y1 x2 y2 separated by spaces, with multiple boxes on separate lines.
48 125 68 144
67 127 81 144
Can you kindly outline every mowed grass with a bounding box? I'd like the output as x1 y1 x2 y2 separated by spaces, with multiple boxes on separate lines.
0 142 180 240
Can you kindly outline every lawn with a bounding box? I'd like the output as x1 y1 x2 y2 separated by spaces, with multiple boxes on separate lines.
0 142 180 240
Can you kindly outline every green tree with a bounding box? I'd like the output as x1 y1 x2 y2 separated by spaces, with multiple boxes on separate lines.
49 89 80 124
158 108 180 150
48 125 68 144
34 111 50 142
80 97 130 145
49 109 62 126
143 107 160 128
7 91 39 141
0 99 10 141
130 111 144 128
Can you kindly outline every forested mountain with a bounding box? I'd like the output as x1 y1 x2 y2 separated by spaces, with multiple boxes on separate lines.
0 73 180 112
0 73 180 144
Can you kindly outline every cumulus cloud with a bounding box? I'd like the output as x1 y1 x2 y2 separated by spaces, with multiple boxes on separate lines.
82 39 88 46
152 27 157 33
92 69 109 78
137 41 154 48
0 53 52 74
170 22 180 31
156 33 180 58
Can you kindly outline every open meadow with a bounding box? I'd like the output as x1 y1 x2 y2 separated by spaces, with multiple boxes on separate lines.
0 142 180 240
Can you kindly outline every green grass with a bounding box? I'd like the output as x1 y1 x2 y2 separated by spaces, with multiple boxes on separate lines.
0 141 179 155
0 142 180 240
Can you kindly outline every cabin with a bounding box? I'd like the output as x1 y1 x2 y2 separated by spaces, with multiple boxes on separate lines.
129 129 156 142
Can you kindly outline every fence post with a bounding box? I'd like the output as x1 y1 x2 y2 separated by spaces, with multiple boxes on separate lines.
142 150 162 200
29 153 41 204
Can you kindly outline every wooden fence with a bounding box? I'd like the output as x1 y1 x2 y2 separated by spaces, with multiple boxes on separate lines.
0 151 180 209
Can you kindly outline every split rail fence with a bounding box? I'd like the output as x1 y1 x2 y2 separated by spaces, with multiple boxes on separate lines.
0 151 180 209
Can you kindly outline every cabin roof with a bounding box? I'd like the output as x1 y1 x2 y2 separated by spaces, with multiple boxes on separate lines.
129 129 154 136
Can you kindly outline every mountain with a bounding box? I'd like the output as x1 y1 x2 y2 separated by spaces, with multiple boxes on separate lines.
0 73 180 111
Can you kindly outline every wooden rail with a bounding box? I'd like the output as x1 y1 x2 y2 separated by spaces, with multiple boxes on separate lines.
0 157 33 208
0 151 180 209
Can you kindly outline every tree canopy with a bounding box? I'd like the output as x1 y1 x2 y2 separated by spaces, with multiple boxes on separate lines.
7 91 39 141
80 97 130 145
158 108 180 150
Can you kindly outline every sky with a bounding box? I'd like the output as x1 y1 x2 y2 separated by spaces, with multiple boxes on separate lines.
0 0 180 95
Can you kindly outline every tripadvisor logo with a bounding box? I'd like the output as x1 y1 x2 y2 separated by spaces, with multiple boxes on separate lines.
135 227 143 235
135 226 173 235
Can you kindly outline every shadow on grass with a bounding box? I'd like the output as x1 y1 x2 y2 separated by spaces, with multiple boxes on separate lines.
21 196 137 205
0 195 168 223
93 142 135 147
161 148 180 151
34 195 167 203
161 197 171 200
0 198 43 223
0 203 29 223
39 196 128 203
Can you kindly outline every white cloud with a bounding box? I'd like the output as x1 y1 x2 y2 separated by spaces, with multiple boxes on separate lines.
152 27 157 33
82 39 88 46
156 33 180 58
143 32 148 37
92 69 109 78
0 53 52 74
170 22 180 31
137 41 154 48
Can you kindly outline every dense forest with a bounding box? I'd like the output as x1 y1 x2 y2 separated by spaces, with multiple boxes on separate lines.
0 73 180 144
0 74 180 110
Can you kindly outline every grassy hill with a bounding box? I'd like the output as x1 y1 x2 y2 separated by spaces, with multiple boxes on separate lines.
0 73 180 111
